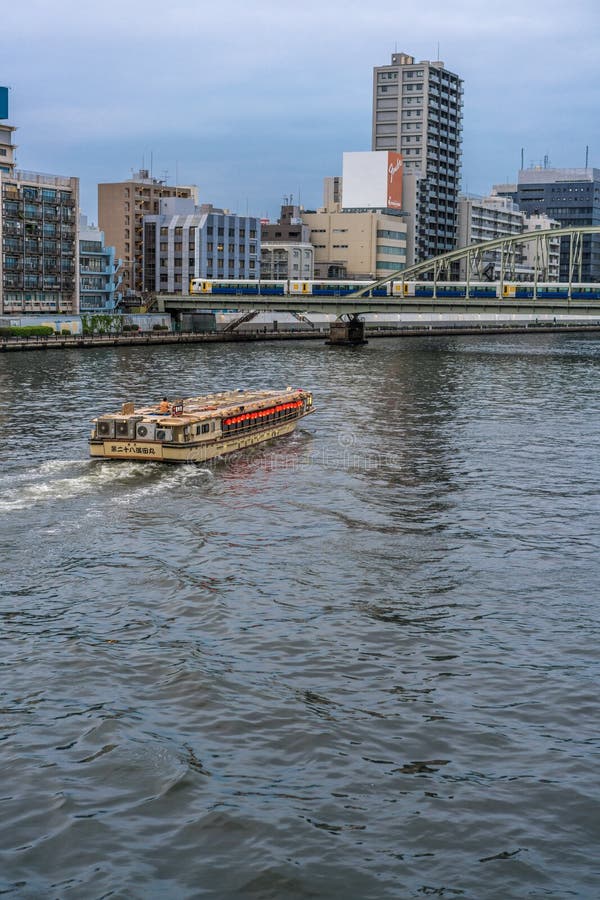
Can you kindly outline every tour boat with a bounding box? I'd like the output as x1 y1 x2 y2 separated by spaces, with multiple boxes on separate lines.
90 387 314 463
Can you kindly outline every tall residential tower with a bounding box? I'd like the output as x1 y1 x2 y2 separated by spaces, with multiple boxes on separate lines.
372 52 463 264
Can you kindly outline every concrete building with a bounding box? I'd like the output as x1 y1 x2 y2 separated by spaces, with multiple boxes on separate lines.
323 177 342 209
261 203 314 279
0 123 16 176
301 207 407 280
262 203 311 244
79 215 122 312
457 192 560 281
143 198 259 293
261 242 314 280
494 168 600 281
1 170 79 315
98 170 197 299
0 89 79 315
0 87 16 177
521 213 561 281
372 52 463 264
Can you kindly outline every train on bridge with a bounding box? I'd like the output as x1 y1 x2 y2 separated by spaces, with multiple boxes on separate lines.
189 278 600 300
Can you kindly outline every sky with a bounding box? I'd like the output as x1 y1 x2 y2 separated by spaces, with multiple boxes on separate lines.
2 0 600 224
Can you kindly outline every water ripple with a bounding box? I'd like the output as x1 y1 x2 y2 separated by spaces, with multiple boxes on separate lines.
1 336 600 898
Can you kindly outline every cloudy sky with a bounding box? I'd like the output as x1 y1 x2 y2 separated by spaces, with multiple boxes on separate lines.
2 0 599 223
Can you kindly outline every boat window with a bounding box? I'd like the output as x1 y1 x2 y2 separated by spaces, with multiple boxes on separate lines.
202 423 210 434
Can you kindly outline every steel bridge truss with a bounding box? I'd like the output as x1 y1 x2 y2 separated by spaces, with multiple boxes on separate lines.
352 226 600 299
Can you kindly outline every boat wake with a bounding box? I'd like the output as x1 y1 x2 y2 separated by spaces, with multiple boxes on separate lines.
0 458 213 513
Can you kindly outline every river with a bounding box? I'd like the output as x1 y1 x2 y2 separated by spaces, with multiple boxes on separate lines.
1 334 599 899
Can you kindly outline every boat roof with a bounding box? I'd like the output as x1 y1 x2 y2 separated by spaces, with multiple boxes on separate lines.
93 387 309 425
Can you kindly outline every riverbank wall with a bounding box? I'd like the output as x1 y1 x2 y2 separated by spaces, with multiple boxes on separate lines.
3 322 600 352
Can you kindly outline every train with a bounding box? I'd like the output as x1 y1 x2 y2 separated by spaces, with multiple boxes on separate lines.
189 278 600 300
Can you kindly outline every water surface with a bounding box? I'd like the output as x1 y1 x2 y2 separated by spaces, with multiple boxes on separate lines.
1 335 599 899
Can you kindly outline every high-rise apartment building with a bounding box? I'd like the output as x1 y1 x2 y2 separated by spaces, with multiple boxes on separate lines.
0 90 80 315
1 171 80 316
372 52 463 264
98 170 197 298
495 168 600 281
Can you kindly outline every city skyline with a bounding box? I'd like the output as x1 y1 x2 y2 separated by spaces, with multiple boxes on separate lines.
2 0 599 222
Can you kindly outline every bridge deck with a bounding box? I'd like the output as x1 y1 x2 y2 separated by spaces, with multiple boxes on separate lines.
155 293 600 317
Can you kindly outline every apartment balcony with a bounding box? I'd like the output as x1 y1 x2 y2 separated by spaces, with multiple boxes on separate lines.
3 220 22 235
3 274 22 288
80 264 113 276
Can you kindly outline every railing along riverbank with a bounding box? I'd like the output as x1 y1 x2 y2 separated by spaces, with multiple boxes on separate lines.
2 322 600 353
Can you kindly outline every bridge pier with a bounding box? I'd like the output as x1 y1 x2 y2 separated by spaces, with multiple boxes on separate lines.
326 314 368 346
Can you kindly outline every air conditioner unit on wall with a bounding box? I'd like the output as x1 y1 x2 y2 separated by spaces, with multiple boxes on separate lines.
115 420 130 438
136 422 156 440
116 417 143 439
97 419 115 438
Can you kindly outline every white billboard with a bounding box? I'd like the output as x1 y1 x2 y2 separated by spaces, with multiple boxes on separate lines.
342 151 403 210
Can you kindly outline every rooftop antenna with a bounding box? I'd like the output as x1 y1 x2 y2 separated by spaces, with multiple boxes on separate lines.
586 145 589 167
543 154 549 169
150 151 153 178
436 41 440 60
521 147 524 170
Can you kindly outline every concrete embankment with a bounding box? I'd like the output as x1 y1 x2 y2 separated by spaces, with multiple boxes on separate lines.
2 323 600 353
